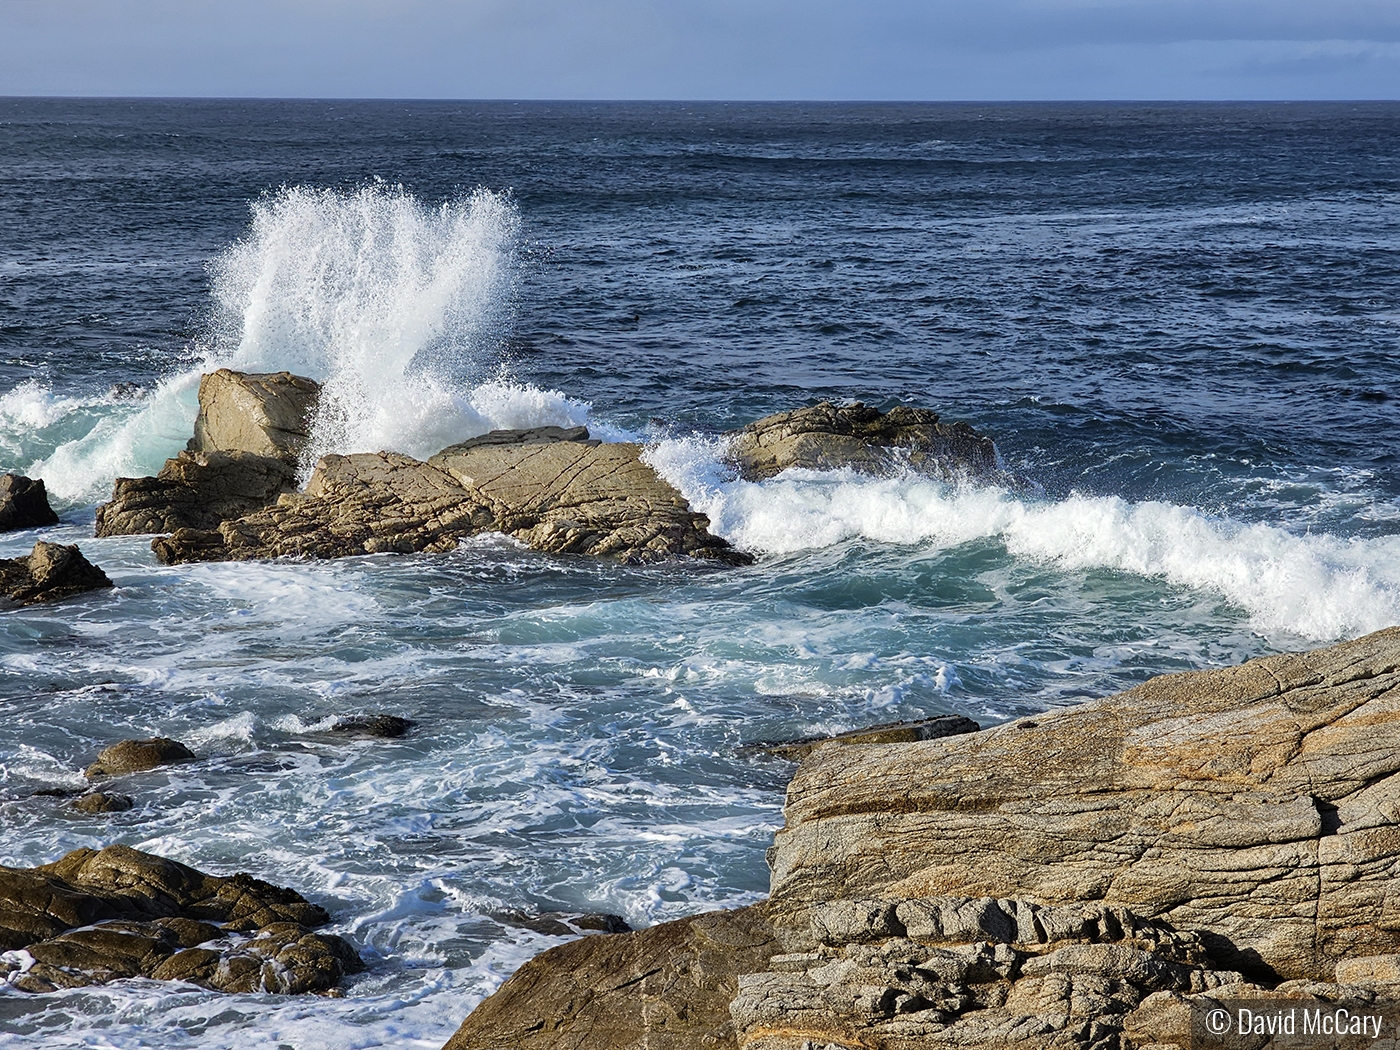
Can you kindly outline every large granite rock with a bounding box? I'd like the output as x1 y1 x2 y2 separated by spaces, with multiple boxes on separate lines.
441 627 1400 1050
152 428 750 567
85 737 197 777
0 845 361 994
0 474 60 532
95 450 296 537
727 402 998 482
770 626 1400 983
187 368 321 462
0 541 113 605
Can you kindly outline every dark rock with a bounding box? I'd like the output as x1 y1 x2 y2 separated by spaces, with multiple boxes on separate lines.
187 369 321 463
70 792 135 814
448 425 599 451
0 845 361 994
329 714 415 739
0 474 59 532
747 714 981 762
490 909 633 937
95 449 296 537
85 737 196 777
444 904 778 1050
727 401 998 482
0 542 114 605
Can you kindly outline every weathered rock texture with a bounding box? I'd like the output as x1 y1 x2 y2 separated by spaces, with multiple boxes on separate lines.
85 737 196 778
727 402 998 482
750 714 980 762
95 450 297 537
442 627 1400 1050
0 474 59 532
151 429 750 567
770 626 1400 983
0 845 361 994
0 541 113 605
187 369 321 462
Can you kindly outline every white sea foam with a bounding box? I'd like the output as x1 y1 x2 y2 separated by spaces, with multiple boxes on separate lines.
646 436 1400 642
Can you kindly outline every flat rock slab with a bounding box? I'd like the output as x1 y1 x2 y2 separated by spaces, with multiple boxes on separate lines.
0 542 113 605
0 474 59 532
0 845 361 994
153 430 750 567
770 626 1400 982
727 402 998 482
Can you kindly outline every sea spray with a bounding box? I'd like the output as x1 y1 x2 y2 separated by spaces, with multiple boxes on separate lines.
645 436 1400 641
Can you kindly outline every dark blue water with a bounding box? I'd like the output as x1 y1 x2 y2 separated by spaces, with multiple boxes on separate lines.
0 100 1397 1049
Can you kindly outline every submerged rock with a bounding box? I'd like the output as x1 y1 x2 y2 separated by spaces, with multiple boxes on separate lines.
0 542 113 605
95 450 297 537
187 368 321 463
85 737 196 777
490 909 632 937
152 429 751 567
0 474 60 532
747 714 980 762
329 714 415 739
442 627 1400 1050
726 401 998 481
0 845 362 994
69 791 135 815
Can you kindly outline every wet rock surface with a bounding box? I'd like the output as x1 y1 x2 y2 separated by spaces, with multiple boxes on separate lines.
0 474 60 532
328 714 416 739
69 792 135 815
726 402 999 482
748 714 980 762
85 737 197 777
96 450 297 537
0 541 113 605
152 429 751 567
442 627 1400 1050
0 845 361 994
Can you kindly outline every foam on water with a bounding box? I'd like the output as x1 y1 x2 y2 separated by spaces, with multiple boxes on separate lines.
646 436 1400 642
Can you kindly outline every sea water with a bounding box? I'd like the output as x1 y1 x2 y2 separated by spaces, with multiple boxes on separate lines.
0 100 1397 1048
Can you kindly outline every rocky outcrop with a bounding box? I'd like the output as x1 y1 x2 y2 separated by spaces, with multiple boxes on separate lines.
187 368 320 462
0 845 361 994
85 737 196 777
0 474 59 532
95 369 318 539
444 905 780 1050
151 430 750 567
0 541 113 604
727 402 998 482
442 627 1400 1050
748 714 980 762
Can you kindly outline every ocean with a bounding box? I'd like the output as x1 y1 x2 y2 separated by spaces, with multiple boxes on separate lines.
0 99 1397 1048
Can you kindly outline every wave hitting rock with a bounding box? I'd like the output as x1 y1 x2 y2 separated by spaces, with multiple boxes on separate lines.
442 626 1400 1050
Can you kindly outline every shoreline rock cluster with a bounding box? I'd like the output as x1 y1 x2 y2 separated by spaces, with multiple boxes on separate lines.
92 369 997 569
442 626 1400 1050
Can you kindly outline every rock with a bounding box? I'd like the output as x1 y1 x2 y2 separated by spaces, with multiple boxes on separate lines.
439 627 1400 1050
490 909 633 937
70 792 134 814
0 845 361 994
748 714 980 762
769 626 1400 983
329 714 415 739
726 402 998 482
187 368 321 463
95 449 296 537
0 474 59 532
0 542 114 605
152 429 751 567
85 737 196 777
444 904 779 1050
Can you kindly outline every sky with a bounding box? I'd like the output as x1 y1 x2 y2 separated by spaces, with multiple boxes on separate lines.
0 0 1397 100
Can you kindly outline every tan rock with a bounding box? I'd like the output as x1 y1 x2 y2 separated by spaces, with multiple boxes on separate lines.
0 541 113 605
0 473 59 532
727 402 997 482
95 449 296 537
85 737 196 777
187 368 320 462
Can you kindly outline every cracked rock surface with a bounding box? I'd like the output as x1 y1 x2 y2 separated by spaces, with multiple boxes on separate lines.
0 845 362 994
